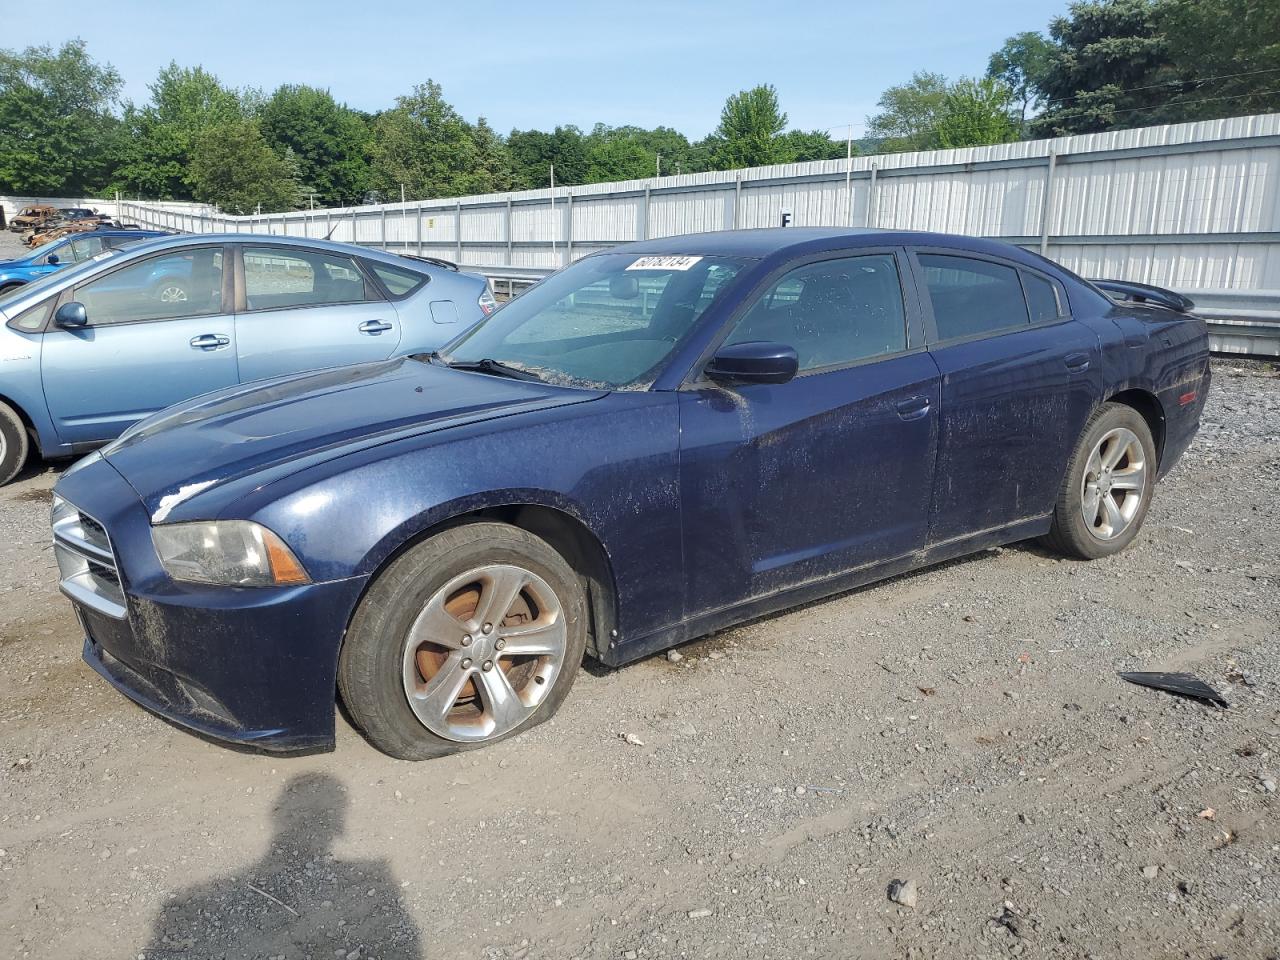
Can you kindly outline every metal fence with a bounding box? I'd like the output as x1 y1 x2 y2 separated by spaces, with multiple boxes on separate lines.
105 112 1280 356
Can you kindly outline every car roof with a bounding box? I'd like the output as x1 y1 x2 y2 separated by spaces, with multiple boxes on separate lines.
114 232 440 273
613 227 1046 266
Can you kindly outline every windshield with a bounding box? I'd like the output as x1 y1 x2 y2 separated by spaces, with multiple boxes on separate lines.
441 253 749 389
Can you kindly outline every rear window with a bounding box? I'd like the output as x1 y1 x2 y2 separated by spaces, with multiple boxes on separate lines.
367 260 428 298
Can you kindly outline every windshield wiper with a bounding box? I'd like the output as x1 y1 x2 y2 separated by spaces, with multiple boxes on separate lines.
445 357 543 383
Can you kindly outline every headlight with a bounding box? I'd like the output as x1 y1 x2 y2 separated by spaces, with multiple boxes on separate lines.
152 521 311 587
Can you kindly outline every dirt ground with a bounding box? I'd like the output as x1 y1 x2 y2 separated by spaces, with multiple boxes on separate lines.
0 239 1277 959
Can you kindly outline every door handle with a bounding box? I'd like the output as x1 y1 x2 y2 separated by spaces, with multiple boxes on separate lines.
1064 352 1091 373
189 334 230 349
895 395 931 421
358 320 393 334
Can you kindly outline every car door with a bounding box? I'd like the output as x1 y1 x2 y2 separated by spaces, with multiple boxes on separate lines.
233 244 402 383
910 249 1103 544
40 245 238 445
678 249 940 616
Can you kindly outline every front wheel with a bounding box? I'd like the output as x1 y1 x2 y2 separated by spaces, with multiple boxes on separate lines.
0 401 31 486
1043 402 1157 560
338 522 587 760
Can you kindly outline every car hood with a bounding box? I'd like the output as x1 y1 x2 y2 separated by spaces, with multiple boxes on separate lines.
103 357 605 521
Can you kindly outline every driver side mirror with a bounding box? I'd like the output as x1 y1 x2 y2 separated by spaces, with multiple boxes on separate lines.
45 254 59 265
54 301 88 328
705 340 799 385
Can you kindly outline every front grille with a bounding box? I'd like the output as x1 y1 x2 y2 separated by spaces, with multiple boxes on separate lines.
51 496 127 619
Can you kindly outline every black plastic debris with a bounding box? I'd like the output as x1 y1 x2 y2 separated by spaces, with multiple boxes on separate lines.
1118 671 1229 709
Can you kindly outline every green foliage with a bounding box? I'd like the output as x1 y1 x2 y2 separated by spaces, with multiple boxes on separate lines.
259 85 372 205
368 80 505 199
711 84 790 167
779 129 849 162
114 63 245 198
507 126 589 188
187 118 301 214
1032 0 1177 135
987 31 1056 130
866 72 950 152
933 78 1020 148
1159 0 1280 119
0 40 122 195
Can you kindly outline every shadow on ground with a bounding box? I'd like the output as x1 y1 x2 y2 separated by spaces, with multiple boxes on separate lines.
141 772 421 959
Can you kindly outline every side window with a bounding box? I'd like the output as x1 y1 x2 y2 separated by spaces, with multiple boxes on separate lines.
243 247 374 310
918 254 1030 341
69 236 106 262
75 249 225 325
367 261 429 298
43 243 68 266
1023 271 1066 323
725 254 908 372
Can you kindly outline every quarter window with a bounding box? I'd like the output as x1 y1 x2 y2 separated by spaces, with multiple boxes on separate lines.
725 254 908 372
367 261 428 298
74 249 225 325
243 247 374 310
919 254 1029 340
1023 272 1065 323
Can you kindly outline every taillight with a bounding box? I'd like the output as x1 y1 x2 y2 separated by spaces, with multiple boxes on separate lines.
478 287 497 316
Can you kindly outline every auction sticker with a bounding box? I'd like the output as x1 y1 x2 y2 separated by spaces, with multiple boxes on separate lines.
626 255 703 271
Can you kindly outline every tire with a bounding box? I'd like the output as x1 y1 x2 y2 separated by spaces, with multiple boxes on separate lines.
0 401 31 487
338 522 588 760
1043 402 1157 560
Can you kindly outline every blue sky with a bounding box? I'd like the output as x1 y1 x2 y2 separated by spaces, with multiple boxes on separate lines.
6 0 1067 137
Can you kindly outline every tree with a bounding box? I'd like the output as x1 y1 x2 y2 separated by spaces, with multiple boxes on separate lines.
711 84 790 168
779 129 849 162
586 136 656 181
0 40 122 195
507 125 588 188
114 63 244 198
1159 0 1280 119
259 85 372 205
369 80 503 199
1031 0 1177 136
933 78 1020 148
866 72 950 152
188 119 301 213
987 31 1056 131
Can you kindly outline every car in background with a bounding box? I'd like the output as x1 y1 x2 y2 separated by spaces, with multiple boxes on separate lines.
0 230 169 293
0 233 495 483
45 227 1210 759
9 204 57 233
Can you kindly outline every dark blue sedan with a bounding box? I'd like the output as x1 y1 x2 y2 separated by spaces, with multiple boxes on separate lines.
51 228 1210 758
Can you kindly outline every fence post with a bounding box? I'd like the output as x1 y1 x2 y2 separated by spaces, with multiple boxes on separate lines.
566 193 574 262
416 202 423 256
733 172 742 229
506 199 513 266
642 185 650 240
1039 150 1058 257
455 200 463 264
380 206 387 251
867 164 879 228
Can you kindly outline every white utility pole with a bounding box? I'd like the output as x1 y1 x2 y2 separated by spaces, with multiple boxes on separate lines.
549 163 556 264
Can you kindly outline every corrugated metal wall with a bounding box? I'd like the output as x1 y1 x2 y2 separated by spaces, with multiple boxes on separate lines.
116 113 1280 292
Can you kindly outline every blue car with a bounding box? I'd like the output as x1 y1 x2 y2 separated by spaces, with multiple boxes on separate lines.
51 228 1210 758
0 233 495 484
0 229 168 292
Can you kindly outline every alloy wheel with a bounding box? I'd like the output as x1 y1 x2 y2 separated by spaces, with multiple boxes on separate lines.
157 285 188 304
401 564 567 742
1080 426 1147 541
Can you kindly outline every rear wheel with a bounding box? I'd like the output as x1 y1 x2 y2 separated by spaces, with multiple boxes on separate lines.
0 401 31 486
338 522 587 760
1043 402 1156 559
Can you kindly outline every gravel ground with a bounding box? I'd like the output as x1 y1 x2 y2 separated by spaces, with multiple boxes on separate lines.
0 244 1277 959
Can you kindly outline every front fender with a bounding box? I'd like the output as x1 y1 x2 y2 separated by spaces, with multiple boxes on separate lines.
225 392 685 645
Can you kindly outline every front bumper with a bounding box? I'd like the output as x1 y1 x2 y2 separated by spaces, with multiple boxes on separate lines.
56 457 368 752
